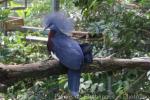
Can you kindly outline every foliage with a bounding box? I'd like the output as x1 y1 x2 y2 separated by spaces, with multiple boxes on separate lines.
0 0 150 99
74 0 150 58
24 0 52 27
0 8 10 21
73 0 150 99
0 32 48 64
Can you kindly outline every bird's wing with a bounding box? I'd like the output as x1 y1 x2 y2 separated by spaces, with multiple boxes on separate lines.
52 36 84 70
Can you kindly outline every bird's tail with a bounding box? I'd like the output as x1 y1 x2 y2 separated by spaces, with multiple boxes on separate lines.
67 43 93 97
80 43 93 64
67 69 81 97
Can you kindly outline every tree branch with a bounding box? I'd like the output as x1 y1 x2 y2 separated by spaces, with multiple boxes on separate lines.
0 57 150 92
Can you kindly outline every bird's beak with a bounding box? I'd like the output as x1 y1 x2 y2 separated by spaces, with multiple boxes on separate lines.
43 25 49 31
43 27 46 31
43 26 50 35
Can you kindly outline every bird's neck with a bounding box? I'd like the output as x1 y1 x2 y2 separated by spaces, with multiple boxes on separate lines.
47 31 55 52
48 31 55 40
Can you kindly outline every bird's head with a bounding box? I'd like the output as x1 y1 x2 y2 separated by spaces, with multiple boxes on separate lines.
43 11 74 36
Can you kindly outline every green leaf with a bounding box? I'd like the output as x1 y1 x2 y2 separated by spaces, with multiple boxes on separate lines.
98 83 105 92
91 83 98 93
84 80 92 89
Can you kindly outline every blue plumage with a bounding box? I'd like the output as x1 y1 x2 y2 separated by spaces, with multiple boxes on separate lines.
68 69 81 96
43 11 74 35
51 32 84 70
44 11 93 97
50 29 83 96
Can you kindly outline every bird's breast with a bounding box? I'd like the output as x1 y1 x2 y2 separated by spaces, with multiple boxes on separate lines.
47 31 55 52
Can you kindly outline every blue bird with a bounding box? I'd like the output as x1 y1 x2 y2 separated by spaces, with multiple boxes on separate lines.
44 12 93 97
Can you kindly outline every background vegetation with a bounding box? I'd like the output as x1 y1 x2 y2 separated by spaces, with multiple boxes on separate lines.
0 0 150 99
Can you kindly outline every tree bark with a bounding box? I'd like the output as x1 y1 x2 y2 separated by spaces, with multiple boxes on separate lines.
0 57 150 92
